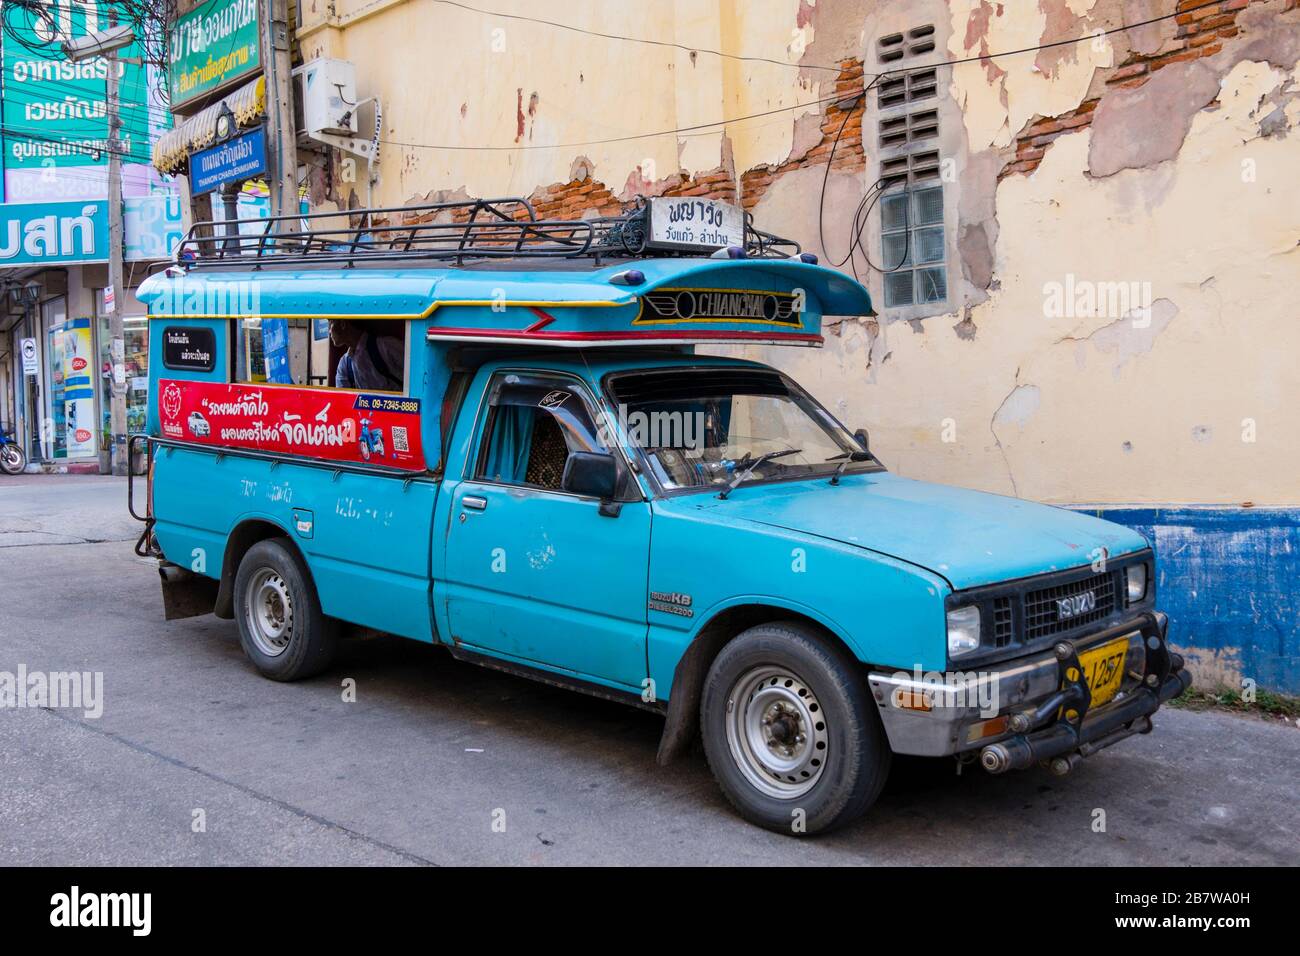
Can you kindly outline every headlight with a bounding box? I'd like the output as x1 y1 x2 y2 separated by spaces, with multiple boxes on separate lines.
1125 563 1148 603
946 605 981 658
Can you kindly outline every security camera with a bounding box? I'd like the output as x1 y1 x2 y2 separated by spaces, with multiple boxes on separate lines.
61 24 135 63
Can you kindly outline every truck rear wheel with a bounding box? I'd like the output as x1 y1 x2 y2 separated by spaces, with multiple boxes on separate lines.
233 538 337 681
700 621 890 835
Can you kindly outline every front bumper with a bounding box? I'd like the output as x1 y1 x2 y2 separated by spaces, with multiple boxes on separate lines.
867 611 1191 768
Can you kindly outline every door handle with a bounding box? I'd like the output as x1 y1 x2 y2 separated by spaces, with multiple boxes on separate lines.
462 495 488 511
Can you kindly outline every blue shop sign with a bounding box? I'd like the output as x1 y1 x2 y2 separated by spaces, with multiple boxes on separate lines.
0 200 110 266
191 127 268 196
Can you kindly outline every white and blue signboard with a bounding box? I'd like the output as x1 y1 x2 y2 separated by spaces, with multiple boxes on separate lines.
125 194 186 262
0 200 110 266
191 127 268 196
261 318 292 384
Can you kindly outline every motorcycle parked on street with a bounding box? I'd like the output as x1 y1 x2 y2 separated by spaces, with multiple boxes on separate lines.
0 424 27 475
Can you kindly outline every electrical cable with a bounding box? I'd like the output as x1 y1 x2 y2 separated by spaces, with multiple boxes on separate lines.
379 0 1227 153
423 0 843 73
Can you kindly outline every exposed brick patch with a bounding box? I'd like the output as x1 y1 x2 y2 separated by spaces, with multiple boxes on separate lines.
1000 0 1289 181
373 59 867 236
1104 0 1269 91
368 167 740 248
524 177 624 220
999 99 1099 179
739 58 866 210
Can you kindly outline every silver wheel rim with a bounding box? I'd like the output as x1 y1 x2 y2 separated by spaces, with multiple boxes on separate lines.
245 568 293 657
725 665 829 799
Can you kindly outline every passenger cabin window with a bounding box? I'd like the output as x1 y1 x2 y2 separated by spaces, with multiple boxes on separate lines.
326 319 405 392
234 318 313 385
476 375 608 492
233 318 406 392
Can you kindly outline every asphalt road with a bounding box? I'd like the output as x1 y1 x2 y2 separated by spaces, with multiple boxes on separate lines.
1 476 1297 866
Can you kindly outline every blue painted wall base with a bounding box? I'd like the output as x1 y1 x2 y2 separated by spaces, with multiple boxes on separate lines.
1073 506 1299 695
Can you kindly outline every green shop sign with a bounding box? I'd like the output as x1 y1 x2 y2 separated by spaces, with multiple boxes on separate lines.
168 0 261 108
1 1 160 184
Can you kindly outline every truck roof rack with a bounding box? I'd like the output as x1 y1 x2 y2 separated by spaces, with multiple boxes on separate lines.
176 196 802 270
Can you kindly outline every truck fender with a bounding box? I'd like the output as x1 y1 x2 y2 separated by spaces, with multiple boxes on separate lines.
656 604 854 766
213 517 297 619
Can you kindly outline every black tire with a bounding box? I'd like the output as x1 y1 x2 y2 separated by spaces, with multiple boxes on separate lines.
233 538 337 681
0 442 26 475
700 621 891 835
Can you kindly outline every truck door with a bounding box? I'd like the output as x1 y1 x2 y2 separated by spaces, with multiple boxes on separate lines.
439 372 650 690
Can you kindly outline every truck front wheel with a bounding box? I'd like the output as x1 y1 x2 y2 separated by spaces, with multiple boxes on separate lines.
233 538 337 681
700 621 890 835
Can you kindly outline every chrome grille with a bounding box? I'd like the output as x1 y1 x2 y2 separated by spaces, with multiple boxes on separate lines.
1023 571 1117 641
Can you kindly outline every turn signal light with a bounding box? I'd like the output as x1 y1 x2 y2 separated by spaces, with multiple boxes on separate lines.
893 688 932 712
966 715 1010 742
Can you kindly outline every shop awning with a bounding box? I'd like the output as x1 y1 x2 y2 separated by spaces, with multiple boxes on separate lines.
152 75 266 176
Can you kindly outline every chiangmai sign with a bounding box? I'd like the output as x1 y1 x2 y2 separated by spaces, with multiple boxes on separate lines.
168 0 262 108
0 201 109 266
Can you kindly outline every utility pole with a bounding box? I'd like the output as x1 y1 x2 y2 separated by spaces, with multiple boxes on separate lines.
105 34 127 476
262 0 298 221
62 16 136 475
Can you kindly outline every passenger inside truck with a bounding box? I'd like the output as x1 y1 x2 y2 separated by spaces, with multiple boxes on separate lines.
329 319 405 391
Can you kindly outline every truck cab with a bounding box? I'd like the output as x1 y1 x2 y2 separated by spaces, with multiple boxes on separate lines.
132 197 1189 834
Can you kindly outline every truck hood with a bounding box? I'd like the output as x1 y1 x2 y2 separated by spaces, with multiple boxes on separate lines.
678 472 1148 590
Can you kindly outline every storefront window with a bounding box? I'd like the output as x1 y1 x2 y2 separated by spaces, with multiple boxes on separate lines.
15 311 43 461
235 318 311 384
97 302 150 441
235 318 268 382
43 299 99 461
40 298 69 459
47 324 67 459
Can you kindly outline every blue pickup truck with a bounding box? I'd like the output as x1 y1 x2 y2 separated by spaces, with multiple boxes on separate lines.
133 197 1189 834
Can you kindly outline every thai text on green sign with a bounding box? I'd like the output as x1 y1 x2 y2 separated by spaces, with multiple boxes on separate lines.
168 0 261 108
1 1 159 185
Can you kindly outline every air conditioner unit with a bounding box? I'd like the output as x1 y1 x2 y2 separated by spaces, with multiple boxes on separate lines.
293 58 359 137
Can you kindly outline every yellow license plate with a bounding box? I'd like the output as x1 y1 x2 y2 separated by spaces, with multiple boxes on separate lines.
1077 636 1129 708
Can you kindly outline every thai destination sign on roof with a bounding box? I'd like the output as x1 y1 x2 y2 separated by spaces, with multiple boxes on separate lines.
647 197 745 252
168 0 261 108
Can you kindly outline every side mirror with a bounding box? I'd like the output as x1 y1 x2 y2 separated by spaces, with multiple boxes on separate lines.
562 451 618 501
853 428 871 457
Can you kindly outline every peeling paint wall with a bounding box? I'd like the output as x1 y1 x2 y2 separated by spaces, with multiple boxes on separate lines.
301 0 1299 506
761 0 1300 508
299 0 1300 691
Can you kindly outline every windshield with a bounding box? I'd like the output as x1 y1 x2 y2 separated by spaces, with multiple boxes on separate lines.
606 367 877 492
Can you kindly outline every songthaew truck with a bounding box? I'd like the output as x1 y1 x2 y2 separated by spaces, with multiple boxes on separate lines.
130 196 1189 834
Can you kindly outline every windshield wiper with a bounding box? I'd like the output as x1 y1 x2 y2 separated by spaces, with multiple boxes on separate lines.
826 450 872 485
717 448 802 499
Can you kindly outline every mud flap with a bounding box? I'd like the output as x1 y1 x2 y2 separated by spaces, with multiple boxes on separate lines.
159 562 220 621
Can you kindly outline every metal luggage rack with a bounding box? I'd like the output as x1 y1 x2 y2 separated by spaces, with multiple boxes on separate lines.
174 196 802 270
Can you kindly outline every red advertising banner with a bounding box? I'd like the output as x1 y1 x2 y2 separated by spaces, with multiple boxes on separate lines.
158 379 427 471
